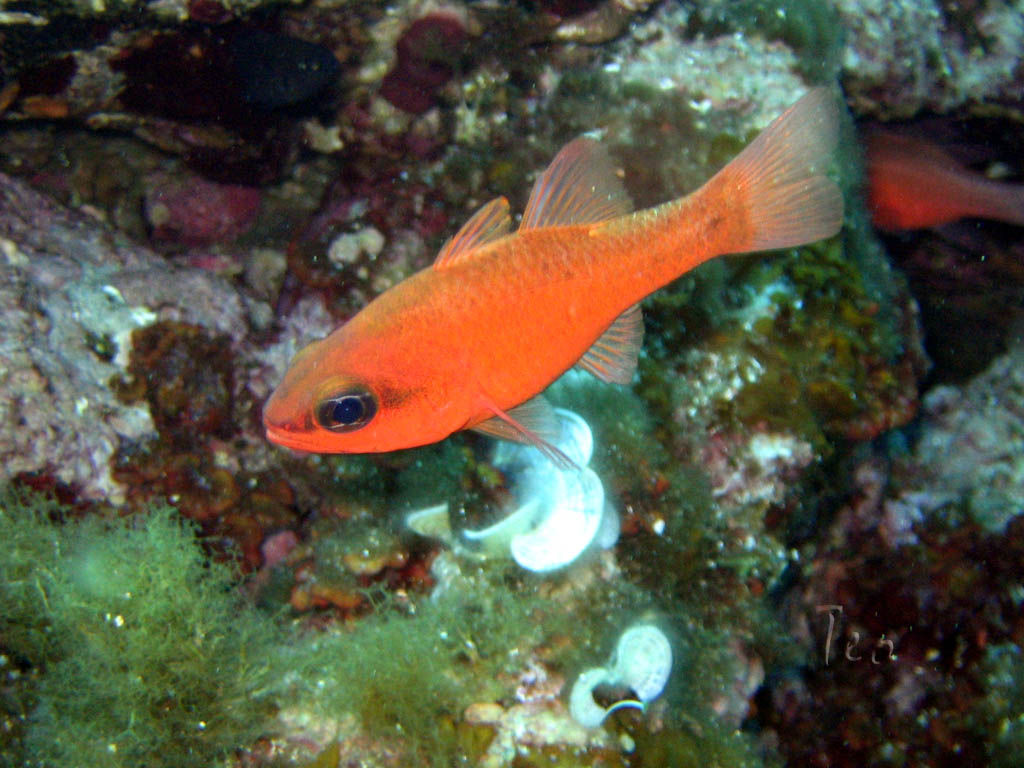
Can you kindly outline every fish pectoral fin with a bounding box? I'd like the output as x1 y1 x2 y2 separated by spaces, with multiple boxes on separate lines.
576 303 643 384
520 137 632 230
434 197 513 269
471 394 576 470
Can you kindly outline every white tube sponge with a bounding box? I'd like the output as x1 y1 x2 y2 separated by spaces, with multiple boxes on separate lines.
509 467 605 572
463 408 617 572
610 624 673 703
568 623 673 728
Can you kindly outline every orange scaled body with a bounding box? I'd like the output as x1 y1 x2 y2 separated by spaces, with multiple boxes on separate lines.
264 89 844 460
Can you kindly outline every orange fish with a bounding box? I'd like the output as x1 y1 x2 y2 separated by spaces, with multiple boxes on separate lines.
264 89 843 464
866 130 1024 231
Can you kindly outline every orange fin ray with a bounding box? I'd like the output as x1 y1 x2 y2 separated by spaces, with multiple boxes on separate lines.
471 394 576 469
434 197 512 269
520 137 632 230
722 87 844 252
576 303 643 384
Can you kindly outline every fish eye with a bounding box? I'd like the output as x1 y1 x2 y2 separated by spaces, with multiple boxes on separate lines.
315 390 377 431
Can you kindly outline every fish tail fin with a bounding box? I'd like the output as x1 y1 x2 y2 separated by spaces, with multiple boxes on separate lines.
714 87 844 253
987 181 1024 227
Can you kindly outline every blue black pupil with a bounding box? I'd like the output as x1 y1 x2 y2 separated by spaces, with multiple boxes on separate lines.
330 396 363 425
317 390 376 431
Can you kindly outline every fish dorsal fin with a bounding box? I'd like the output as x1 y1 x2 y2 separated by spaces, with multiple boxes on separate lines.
434 197 512 269
576 303 644 384
520 138 632 230
471 394 575 469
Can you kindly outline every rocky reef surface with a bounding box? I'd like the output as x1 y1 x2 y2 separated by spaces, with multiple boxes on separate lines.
1 1 1022 766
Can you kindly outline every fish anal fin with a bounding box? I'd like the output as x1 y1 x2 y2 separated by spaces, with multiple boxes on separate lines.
471 394 576 470
576 303 643 384
520 138 632 230
434 197 512 269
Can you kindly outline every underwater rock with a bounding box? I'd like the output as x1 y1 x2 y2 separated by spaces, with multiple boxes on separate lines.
326 226 386 269
700 429 815 511
108 25 338 123
0 170 248 501
597 2 809 132
896 339 1024 533
0 0 277 24
249 294 338 406
767 342 1024 765
144 171 262 246
1 21 337 185
778 401 1024 764
115 321 237 440
551 0 655 44
283 163 441 311
836 0 1024 117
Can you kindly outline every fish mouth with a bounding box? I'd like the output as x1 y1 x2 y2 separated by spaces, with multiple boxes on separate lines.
264 425 321 454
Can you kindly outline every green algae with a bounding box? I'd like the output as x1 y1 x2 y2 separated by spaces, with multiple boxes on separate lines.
282 561 571 766
0 489 579 766
547 371 672 494
0 452 795 768
0 488 279 768
983 643 1024 767
625 717 777 768
649 235 916 451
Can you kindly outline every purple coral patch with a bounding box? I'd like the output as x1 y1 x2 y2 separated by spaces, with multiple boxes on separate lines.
380 13 468 114
144 172 261 247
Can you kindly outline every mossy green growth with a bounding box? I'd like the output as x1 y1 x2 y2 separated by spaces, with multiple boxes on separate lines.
981 643 1024 767
547 370 671 496
655 235 912 450
283 562 570 765
313 438 481 516
0 489 279 768
626 715 776 768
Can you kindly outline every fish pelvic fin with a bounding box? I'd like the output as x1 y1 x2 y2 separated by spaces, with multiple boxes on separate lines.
576 303 643 385
521 137 633 230
717 87 844 253
471 394 577 470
